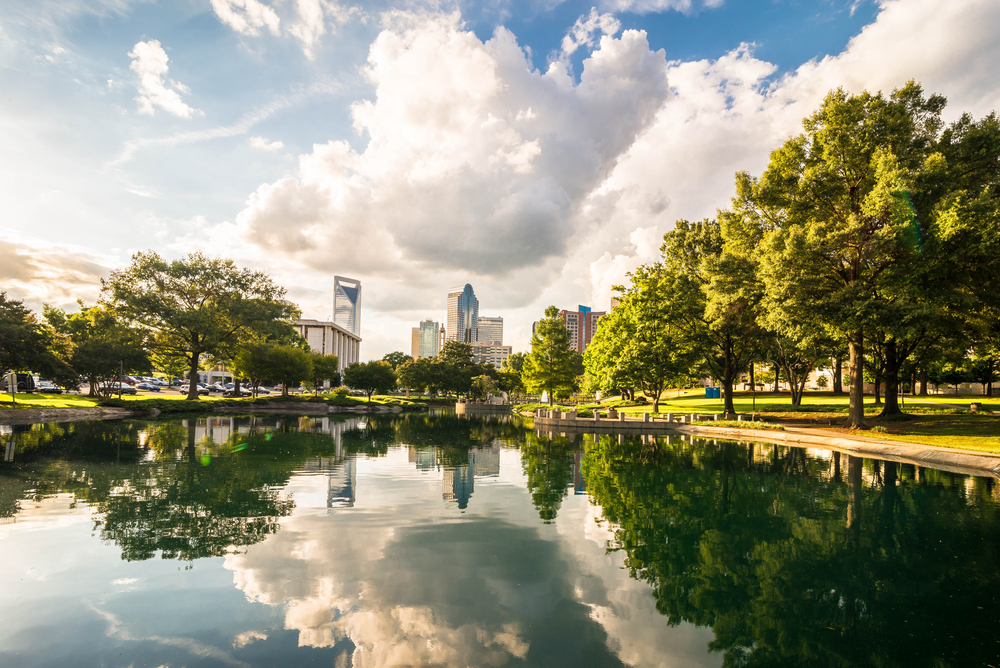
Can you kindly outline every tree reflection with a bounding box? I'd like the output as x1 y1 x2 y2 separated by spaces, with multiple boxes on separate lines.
582 436 1000 667
1 417 366 561
519 431 576 523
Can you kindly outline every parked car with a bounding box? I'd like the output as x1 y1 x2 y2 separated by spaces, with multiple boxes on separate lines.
1 372 35 392
110 383 137 395
178 384 210 396
135 382 161 392
256 387 271 395
206 383 227 393
36 380 63 394
223 388 253 397
170 379 183 386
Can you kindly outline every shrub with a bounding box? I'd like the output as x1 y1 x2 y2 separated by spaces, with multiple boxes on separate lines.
690 419 785 431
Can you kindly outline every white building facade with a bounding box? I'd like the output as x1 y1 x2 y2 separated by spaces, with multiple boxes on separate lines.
293 319 361 373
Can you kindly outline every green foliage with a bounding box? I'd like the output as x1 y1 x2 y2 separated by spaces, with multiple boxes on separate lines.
523 306 576 404
102 251 296 401
381 351 412 370
44 302 151 397
585 264 701 413
0 292 66 378
343 360 397 402
262 345 313 397
309 352 340 395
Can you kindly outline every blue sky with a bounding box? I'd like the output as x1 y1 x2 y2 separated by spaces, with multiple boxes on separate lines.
2 0 999 358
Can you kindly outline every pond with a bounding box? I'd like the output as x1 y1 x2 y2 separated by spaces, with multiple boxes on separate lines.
1 413 999 668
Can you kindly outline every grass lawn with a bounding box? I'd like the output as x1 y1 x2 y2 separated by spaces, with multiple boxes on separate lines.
584 390 1000 454
828 413 1000 454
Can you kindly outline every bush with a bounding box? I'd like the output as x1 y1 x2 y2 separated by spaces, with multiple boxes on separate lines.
869 425 889 434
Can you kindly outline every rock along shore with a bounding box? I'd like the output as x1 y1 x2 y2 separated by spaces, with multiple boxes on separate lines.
0 402 406 426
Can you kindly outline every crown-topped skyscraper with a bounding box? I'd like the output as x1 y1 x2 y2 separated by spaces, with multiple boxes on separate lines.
446 284 479 344
333 276 361 336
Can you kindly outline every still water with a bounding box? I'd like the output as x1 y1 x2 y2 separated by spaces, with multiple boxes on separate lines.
1 413 999 668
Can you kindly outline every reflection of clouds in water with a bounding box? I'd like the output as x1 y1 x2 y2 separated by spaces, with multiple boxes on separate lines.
232 630 267 648
555 497 721 668
225 446 713 667
225 510 535 666
90 605 250 668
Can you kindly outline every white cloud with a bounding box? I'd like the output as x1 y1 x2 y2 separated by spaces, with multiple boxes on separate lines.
210 0 281 37
558 8 620 60
0 232 110 310
288 0 360 60
236 12 670 300
248 135 284 151
600 0 724 14
128 39 198 118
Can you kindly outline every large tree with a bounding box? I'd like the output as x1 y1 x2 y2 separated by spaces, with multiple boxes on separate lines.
308 352 340 395
103 252 296 400
343 360 397 403
732 83 968 426
0 293 59 376
585 264 700 413
523 306 576 405
660 219 763 418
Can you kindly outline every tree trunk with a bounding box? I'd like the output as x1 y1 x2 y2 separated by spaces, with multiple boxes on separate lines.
874 375 882 404
722 337 737 418
833 357 843 394
919 367 928 396
986 359 995 397
848 336 867 429
234 377 242 395
846 455 862 546
749 363 755 392
880 341 903 417
88 374 99 397
186 352 201 401
773 362 780 393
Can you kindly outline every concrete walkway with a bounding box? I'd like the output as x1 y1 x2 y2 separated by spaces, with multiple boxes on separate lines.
676 423 1000 478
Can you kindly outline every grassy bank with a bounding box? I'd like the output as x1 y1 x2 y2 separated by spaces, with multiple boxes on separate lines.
0 391 427 415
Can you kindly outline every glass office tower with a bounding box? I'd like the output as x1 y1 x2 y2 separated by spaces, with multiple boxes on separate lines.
446 284 479 344
333 276 361 336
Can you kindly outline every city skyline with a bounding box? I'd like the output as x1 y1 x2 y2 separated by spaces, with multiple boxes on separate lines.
3 0 999 360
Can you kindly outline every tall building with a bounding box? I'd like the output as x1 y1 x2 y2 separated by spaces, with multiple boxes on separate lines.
477 316 503 345
412 319 442 358
446 284 479 344
420 320 441 358
292 319 361 373
333 276 361 336
561 305 606 354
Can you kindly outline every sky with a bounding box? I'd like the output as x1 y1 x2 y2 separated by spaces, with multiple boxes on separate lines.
2 0 1000 360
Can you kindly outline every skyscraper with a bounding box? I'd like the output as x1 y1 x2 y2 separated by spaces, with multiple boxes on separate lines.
446 284 479 344
333 276 361 336
413 319 442 358
477 316 503 345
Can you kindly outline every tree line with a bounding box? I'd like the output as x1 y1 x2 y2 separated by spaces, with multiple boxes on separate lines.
583 81 1000 427
1 252 344 399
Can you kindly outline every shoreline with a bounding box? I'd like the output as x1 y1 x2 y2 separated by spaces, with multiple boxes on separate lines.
0 402 419 426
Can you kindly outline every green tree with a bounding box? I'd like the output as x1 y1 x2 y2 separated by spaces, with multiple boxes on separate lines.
0 293 61 377
523 306 576 405
439 340 474 366
44 302 151 397
659 219 763 417
586 265 701 413
308 352 340 396
343 360 397 403
381 351 412 370
727 82 1000 426
103 252 296 400
501 351 526 373
261 345 313 397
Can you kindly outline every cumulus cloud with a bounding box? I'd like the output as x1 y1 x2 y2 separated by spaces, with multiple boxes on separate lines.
210 0 281 37
128 39 198 118
236 12 669 299
248 135 284 151
558 8 621 60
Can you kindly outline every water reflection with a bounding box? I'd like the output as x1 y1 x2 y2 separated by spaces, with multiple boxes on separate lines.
1 417 999 667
